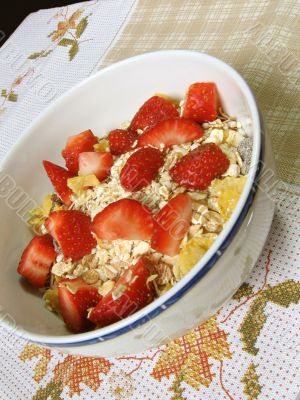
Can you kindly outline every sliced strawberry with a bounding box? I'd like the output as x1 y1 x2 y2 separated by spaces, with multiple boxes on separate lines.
62 129 98 173
138 118 203 148
88 258 154 326
151 194 192 256
17 234 57 288
130 95 179 132
170 143 230 190
78 152 113 181
45 210 96 261
43 160 75 206
182 82 219 123
58 278 101 333
108 129 139 155
120 147 164 192
92 198 153 241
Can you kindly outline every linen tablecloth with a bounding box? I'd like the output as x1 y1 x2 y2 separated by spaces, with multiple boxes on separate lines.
0 1 299 399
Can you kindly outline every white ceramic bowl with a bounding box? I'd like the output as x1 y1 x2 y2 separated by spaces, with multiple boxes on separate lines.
0 50 275 357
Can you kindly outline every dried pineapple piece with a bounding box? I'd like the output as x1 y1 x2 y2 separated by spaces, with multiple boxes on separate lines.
94 138 110 152
155 92 180 107
27 194 62 234
210 176 247 220
178 234 215 277
43 288 60 315
67 175 100 197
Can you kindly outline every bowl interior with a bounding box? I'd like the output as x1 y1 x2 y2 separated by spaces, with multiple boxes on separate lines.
0 51 258 340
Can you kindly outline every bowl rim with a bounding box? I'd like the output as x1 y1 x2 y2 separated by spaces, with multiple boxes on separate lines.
1 49 262 346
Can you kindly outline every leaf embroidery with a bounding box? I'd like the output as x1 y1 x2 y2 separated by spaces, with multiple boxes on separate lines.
69 41 79 61
169 373 187 400
241 363 262 400
233 282 254 301
58 38 75 47
239 279 300 355
33 380 64 400
76 17 88 38
1 88 18 102
28 49 53 59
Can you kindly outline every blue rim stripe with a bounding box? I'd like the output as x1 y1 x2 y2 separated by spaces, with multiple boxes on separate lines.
43 135 264 348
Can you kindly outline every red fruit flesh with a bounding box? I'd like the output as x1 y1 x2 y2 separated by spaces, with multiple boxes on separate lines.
108 129 139 155
43 160 75 206
170 143 230 190
17 234 57 288
120 147 164 192
88 258 154 326
92 198 154 241
62 129 98 173
45 210 96 261
182 82 219 123
58 278 101 333
130 95 179 132
78 151 113 181
151 194 192 256
138 118 203 148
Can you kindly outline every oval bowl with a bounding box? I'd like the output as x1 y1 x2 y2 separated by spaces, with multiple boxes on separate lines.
0 50 275 356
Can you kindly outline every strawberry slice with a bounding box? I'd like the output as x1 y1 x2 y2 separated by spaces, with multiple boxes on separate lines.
151 194 192 256
58 278 101 333
92 198 153 241
108 129 139 155
120 147 164 192
45 210 96 261
88 258 154 326
182 82 219 123
170 143 230 190
17 234 57 288
137 118 203 148
62 129 98 173
43 160 75 206
78 152 113 181
130 95 179 132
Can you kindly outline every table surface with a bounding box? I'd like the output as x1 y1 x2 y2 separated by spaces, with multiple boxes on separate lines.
0 1 299 399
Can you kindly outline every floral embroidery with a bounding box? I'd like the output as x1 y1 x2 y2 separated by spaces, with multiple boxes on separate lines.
28 7 92 61
152 316 231 390
20 352 112 399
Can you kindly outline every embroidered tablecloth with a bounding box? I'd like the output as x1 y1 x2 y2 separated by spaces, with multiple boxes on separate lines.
0 1 299 399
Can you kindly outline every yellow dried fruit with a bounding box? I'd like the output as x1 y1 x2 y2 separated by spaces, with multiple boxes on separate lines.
94 139 110 152
43 288 60 315
210 176 247 220
67 175 100 196
179 235 215 277
154 92 180 107
27 194 62 233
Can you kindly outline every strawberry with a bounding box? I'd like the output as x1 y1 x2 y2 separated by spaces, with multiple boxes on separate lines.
58 278 101 333
130 95 179 132
62 129 98 173
78 151 113 181
43 160 75 206
92 198 153 241
88 257 154 326
182 82 219 123
137 118 203 148
120 147 164 192
170 143 230 190
45 210 96 261
108 129 139 155
151 194 192 256
17 234 57 288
